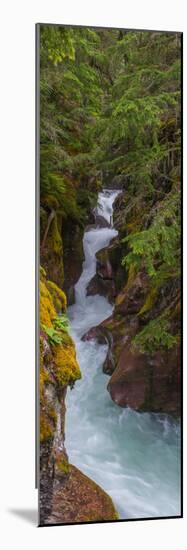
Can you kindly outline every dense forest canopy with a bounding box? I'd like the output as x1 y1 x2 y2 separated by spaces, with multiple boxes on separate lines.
40 26 181 352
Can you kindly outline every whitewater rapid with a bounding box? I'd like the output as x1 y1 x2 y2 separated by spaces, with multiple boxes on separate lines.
66 189 181 520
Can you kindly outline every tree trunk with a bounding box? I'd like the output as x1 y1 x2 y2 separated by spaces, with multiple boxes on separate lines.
41 209 55 251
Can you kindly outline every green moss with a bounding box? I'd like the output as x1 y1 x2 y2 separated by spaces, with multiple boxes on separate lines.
40 265 47 280
40 364 50 398
138 286 158 315
40 271 81 387
40 280 57 328
104 321 115 330
40 336 56 443
56 458 70 475
40 413 53 443
56 330 72 347
47 280 67 312
126 218 142 234
42 195 60 210
39 269 82 446
132 317 179 354
115 263 137 306
50 216 63 256
53 342 81 387
40 207 48 241
40 211 64 285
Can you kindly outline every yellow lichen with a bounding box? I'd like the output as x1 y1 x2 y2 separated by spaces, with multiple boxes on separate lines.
39 269 82 444
40 280 57 328
138 286 158 316
40 411 53 443
40 265 47 280
40 339 57 443
53 342 81 387
40 396 57 443
40 338 46 399
47 280 67 313
56 457 70 475
40 407 57 443
40 365 49 399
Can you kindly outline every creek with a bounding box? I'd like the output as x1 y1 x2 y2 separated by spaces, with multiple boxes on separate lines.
66 189 181 519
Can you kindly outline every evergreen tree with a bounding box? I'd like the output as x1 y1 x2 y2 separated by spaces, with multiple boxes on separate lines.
39 26 181 350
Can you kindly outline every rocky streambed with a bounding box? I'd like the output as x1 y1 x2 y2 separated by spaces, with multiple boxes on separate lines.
65 189 181 519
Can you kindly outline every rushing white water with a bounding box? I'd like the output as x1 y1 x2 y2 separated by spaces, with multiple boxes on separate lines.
66 189 181 519
95 189 120 225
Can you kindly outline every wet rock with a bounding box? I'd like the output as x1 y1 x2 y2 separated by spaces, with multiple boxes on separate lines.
45 465 119 525
66 285 75 306
86 274 116 303
107 344 181 415
82 325 116 375
103 347 116 375
40 269 118 525
115 271 150 316
87 237 126 302
82 325 110 345
97 270 181 415
108 346 149 410
94 215 111 228
100 315 139 375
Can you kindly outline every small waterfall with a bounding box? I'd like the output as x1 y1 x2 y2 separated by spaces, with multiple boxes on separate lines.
66 190 181 519
95 189 120 226
75 227 118 306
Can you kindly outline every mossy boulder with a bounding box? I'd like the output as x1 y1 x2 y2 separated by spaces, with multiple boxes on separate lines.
40 270 81 446
46 280 67 313
52 341 81 388
40 280 57 329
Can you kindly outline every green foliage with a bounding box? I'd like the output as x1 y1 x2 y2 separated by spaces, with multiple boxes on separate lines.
53 314 70 332
132 317 178 354
40 26 181 353
122 187 180 282
40 25 75 65
122 217 179 278
42 314 70 345
95 31 181 188
40 26 181 203
42 325 62 345
40 27 181 192
40 25 106 233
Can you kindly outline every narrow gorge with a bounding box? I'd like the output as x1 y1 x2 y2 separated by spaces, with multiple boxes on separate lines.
66 189 181 520
39 26 181 525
